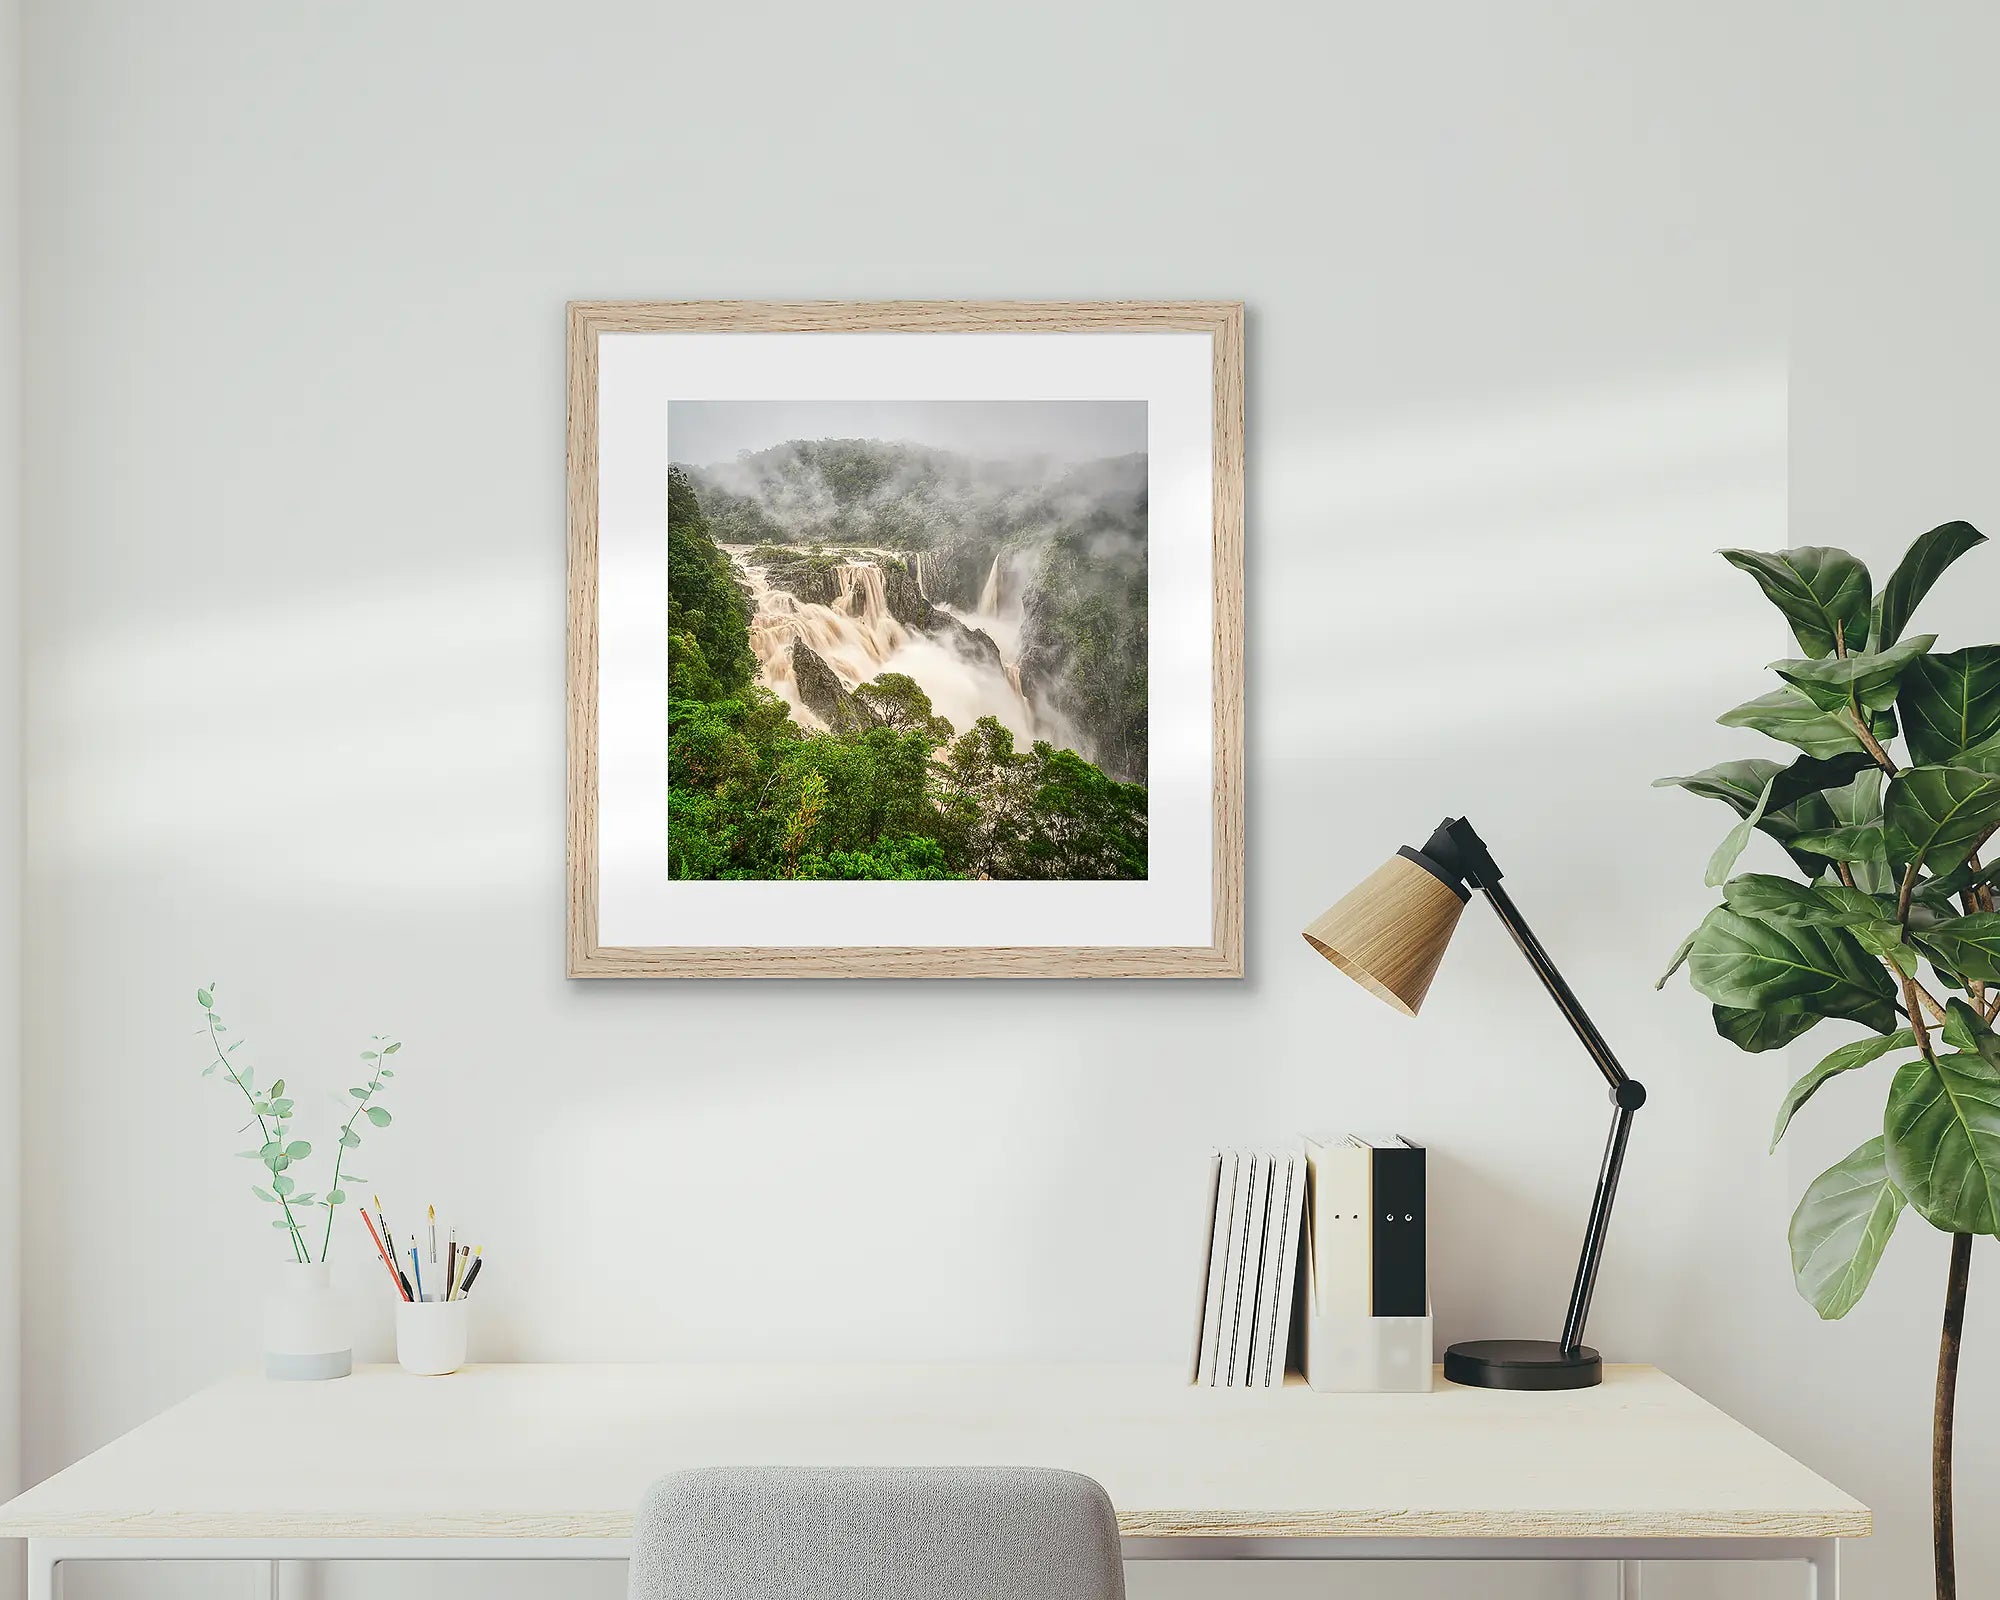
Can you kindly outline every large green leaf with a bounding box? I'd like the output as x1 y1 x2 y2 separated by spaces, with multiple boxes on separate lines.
1713 1001 1816 1052
1914 913 2000 984
1952 729 2000 776
1688 905 1897 1032
1723 874 1875 925
1705 775 1775 887
1721 546 1872 659
1772 634 1936 714
1882 764 2000 877
1722 874 1833 921
1789 1138 1905 1319
1914 858 2000 906
1823 768 1892 893
1900 647 2000 766
1786 824 1889 865
1942 998 2000 1064
1655 754 1872 878
1718 688 1868 759
1772 1030 1917 1149
1873 521 1986 649
1884 1044 2000 1234
1723 875 1912 974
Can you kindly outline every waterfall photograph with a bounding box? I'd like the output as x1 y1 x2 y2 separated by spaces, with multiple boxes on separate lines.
664 399 1149 881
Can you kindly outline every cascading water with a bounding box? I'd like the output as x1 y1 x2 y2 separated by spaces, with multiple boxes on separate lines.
727 547 1035 744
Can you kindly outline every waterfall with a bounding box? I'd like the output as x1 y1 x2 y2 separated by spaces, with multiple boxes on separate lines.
835 561 890 625
977 555 1002 614
727 547 1034 745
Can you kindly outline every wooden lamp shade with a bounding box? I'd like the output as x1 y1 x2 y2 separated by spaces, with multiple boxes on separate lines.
1301 850 1467 1016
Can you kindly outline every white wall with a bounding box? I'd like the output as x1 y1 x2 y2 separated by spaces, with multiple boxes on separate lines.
19 2 1991 1597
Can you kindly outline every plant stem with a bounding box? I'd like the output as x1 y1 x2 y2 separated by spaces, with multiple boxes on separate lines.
208 1013 308 1262
1905 977 1942 1068
1935 1232 1971 1600
318 1073 381 1262
1851 706 1900 776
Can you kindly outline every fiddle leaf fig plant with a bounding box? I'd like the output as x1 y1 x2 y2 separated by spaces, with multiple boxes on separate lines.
1658 520 1996 1600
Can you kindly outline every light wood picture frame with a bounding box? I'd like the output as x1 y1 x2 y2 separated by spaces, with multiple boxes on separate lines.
567 300 1243 977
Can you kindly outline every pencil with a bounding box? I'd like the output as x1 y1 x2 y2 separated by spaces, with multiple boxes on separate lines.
447 1234 458 1301
428 1205 437 1267
410 1238 425 1302
459 1248 483 1298
359 1209 410 1301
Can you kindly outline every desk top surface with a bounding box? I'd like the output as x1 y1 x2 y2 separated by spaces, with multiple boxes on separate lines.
0 1362 1869 1542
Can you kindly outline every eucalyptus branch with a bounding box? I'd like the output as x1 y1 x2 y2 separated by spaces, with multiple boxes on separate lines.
205 1008 308 1262
193 988 401 1265
318 1060 387 1262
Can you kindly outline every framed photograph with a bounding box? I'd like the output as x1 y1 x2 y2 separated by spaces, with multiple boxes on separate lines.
566 301 1243 977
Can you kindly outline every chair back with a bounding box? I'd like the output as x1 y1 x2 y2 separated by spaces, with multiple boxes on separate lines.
628 1464 1126 1600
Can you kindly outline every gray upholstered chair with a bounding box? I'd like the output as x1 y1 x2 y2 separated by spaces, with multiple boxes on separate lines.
628 1465 1126 1600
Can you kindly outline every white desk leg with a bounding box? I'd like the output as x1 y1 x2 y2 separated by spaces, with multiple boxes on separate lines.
26 1543 60 1600
249 1558 280 1600
1806 1538 1839 1599
1617 1559 1641 1598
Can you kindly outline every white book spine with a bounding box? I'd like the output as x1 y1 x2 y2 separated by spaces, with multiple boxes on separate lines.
1230 1153 1275 1388
1188 1153 1224 1385
1307 1136 1372 1319
1205 1151 1251 1387
1259 1153 1306 1387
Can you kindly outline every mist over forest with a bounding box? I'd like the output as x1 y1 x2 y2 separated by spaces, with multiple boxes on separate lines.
682 438 1149 781
664 434 1151 882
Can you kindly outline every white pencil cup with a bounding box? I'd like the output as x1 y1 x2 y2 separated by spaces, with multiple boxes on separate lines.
396 1299 469 1376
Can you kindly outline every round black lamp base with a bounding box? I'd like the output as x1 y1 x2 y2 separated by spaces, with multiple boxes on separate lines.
1443 1338 1602 1390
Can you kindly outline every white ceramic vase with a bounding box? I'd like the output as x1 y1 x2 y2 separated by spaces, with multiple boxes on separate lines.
262 1261 352 1380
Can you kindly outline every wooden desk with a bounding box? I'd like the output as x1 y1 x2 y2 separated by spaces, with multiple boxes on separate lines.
0 1363 1865 1598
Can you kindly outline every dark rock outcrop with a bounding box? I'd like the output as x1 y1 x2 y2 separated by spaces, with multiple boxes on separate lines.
929 611 1006 675
881 562 934 629
761 558 841 607
789 639 876 734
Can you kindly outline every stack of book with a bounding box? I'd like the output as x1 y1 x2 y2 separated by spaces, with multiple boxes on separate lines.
1188 1149 1306 1388
1188 1136 1428 1388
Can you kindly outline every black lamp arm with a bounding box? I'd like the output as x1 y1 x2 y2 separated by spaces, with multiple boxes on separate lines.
1431 818 1647 1359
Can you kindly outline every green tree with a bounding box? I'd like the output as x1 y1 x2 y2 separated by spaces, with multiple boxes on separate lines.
668 468 755 695
1658 521 1999 1599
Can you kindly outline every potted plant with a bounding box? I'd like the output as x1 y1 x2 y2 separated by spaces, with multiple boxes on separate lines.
1658 521 1999 1598
195 984 403 1378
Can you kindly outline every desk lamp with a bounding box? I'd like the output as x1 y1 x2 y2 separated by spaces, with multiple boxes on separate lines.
1301 817 1646 1390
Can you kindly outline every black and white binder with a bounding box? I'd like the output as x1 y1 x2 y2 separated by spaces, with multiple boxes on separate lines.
1355 1135 1426 1317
